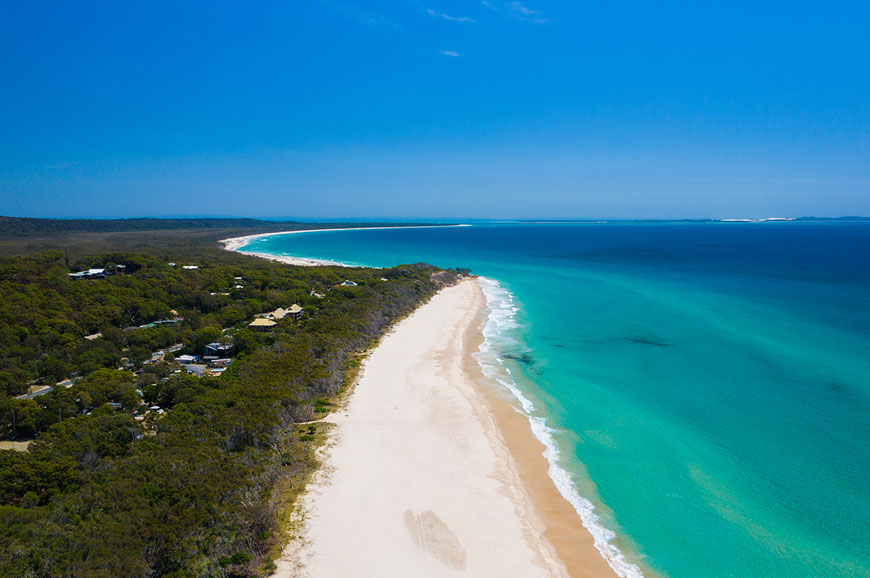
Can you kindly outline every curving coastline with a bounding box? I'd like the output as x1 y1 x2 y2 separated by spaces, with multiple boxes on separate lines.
219 224 469 259
224 229 635 577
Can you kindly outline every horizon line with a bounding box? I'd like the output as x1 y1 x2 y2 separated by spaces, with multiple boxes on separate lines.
2 214 868 223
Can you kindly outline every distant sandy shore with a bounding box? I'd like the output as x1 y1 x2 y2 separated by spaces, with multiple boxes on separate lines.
219 224 467 266
275 279 618 577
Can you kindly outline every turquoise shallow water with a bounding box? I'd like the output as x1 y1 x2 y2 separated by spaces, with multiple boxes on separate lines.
240 223 870 578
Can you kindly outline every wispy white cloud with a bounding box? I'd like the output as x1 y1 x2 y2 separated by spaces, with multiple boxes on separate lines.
482 0 552 24
439 50 462 57
512 2 535 15
425 8 475 22
315 0 403 31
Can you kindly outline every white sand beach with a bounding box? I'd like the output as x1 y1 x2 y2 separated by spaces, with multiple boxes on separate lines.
275 279 618 578
219 230 346 266
219 225 468 266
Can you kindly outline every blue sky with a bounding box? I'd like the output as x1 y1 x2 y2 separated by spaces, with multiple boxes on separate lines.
0 0 868 219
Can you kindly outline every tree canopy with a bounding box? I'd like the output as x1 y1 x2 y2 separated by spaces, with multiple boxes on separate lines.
0 229 467 577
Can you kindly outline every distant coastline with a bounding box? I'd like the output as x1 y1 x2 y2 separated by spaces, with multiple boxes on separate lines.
219 224 469 264
509 216 870 224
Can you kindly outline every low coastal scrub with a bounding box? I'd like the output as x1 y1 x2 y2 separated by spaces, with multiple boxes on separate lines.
0 235 467 577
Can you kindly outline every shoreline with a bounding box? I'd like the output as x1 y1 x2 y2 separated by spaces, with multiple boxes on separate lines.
465 281 623 578
275 279 619 577
218 224 469 255
232 250 347 267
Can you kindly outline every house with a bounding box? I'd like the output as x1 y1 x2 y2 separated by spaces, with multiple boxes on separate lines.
68 268 108 280
84 332 102 341
310 289 324 298
184 364 207 376
175 354 197 364
271 307 289 320
205 342 233 357
257 306 301 322
249 318 277 332
15 385 52 399
339 280 358 287
288 304 303 321
182 265 199 270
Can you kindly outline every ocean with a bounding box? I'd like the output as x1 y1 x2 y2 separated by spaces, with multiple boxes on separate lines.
238 223 870 578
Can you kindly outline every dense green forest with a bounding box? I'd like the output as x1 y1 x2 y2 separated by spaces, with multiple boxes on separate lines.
0 216 293 236
0 223 466 577
0 216 432 237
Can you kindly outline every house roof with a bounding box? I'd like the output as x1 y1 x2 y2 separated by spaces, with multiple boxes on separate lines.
249 318 277 327
288 304 303 313
271 307 288 320
69 268 106 277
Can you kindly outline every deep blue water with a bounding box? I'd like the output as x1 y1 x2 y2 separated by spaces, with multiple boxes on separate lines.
241 223 870 578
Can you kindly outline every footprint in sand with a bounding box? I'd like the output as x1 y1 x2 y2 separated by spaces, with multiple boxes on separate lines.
403 509 467 571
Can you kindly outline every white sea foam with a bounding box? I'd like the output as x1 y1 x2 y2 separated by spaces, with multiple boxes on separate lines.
474 276 646 578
